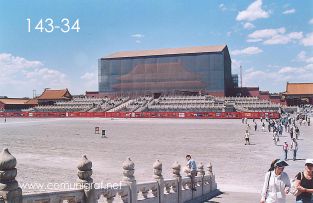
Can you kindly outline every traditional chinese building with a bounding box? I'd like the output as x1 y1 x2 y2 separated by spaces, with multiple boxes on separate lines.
284 82 313 106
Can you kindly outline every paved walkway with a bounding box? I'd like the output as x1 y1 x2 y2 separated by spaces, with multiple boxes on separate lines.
207 191 295 203
0 117 312 199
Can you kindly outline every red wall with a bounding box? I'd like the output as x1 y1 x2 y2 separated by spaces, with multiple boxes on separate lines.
0 111 280 119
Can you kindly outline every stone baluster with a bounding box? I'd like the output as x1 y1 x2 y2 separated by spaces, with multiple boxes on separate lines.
172 161 182 203
140 187 149 199
198 162 205 196
122 157 137 203
198 162 205 177
118 189 129 203
164 183 171 194
206 162 214 191
105 190 116 203
153 159 164 203
77 155 96 203
151 185 158 198
0 148 22 203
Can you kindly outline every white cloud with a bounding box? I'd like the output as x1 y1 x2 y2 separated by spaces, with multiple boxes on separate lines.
80 72 98 91
309 19 313 24
247 28 303 45
243 65 313 88
248 27 286 39
81 72 96 80
247 38 263 43
131 34 144 38
282 9 295 15
231 59 241 72
301 32 313 46
219 4 226 11
243 22 255 30
236 0 269 21
131 33 144 44
232 47 263 56
297 51 313 64
263 34 291 45
243 50 313 89
0 53 69 97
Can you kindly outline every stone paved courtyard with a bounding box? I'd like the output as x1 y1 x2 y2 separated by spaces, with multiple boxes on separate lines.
0 117 312 202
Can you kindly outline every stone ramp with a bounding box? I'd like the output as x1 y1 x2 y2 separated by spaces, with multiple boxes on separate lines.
205 191 295 203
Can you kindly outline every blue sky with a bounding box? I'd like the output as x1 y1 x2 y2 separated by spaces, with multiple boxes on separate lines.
0 0 312 97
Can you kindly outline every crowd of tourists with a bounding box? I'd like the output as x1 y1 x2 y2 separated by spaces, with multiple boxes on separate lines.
242 110 312 203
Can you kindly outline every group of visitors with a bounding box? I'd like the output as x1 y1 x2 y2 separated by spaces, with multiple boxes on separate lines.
259 112 312 202
260 159 313 203
241 110 312 202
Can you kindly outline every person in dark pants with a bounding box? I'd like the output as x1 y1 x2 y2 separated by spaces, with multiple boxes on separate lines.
186 155 197 191
283 142 289 161
291 138 298 161
290 127 294 139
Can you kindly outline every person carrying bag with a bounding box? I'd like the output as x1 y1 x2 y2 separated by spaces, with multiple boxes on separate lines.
291 159 313 203
260 159 290 203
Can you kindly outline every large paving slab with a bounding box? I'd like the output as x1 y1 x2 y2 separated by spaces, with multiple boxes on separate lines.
0 117 312 202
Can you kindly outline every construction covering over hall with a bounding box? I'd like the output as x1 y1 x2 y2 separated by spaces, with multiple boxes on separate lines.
98 45 235 97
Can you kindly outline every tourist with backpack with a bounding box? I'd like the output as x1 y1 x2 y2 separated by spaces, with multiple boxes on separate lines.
260 159 290 203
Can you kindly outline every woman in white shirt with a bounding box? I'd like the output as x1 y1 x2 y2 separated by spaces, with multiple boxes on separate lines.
260 159 291 203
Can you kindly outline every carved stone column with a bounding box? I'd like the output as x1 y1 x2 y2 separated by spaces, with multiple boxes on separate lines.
197 162 205 196
153 160 164 203
0 148 22 203
77 155 96 203
206 162 216 191
172 161 182 203
122 157 137 203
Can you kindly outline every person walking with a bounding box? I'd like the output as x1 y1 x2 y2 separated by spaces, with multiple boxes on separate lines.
262 122 266 132
260 159 290 203
278 124 283 136
290 138 298 161
284 122 288 132
186 155 197 191
293 159 313 203
290 126 294 139
283 142 289 161
245 130 250 145
295 126 300 140
273 131 279 145
254 121 258 131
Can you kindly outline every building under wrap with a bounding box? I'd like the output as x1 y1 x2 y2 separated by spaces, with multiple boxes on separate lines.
98 45 234 97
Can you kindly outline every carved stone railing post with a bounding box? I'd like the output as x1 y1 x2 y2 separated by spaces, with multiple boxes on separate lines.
0 148 22 203
206 162 215 191
122 157 137 203
77 155 96 203
198 162 205 196
153 160 164 203
172 161 182 203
